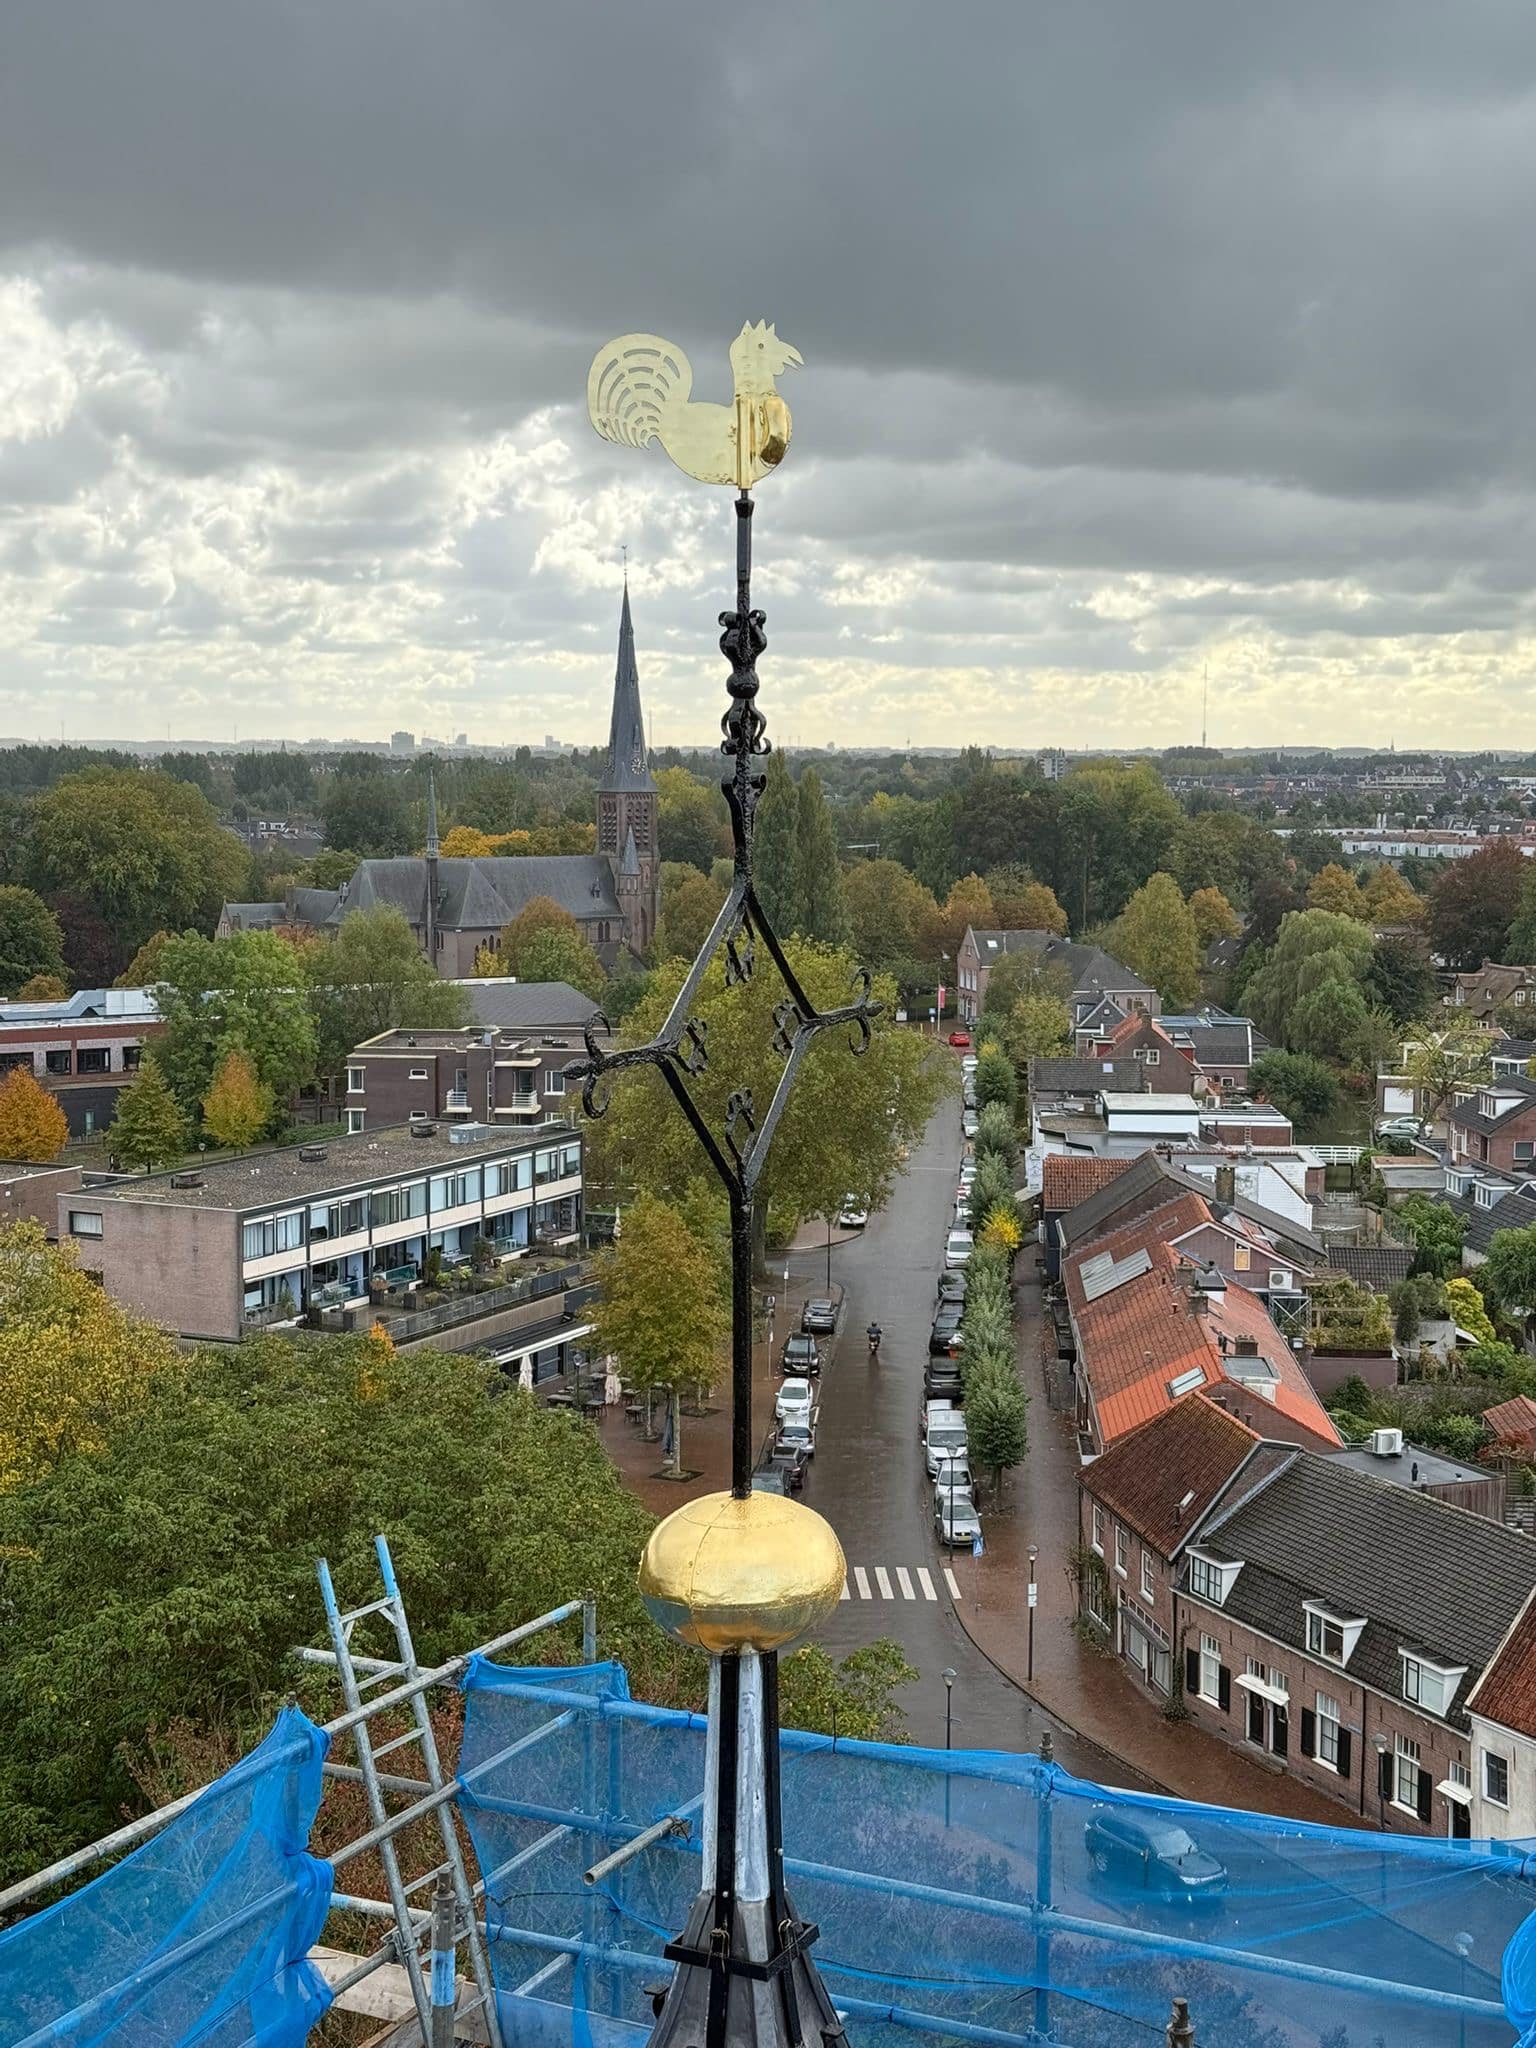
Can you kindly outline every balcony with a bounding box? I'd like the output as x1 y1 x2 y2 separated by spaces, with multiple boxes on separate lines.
444 1090 471 1114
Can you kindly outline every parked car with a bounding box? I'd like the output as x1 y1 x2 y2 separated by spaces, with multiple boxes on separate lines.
929 1320 964 1359
962 1111 980 1141
1375 1114 1421 1139
780 1332 821 1377
925 1421 969 1479
935 1493 983 1548
777 1417 816 1460
961 1054 978 1073
838 1196 869 1229
948 1031 972 1048
767 1443 807 1492
1082 1811 1228 1903
924 1366 963 1403
945 1229 974 1269
922 1397 959 1440
751 1469 787 1495
801 1298 838 1335
963 1085 978 1111
775 1376 814 1426
932 1456 974 1501
936 1270 967 1305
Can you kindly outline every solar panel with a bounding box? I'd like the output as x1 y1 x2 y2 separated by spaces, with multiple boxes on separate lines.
1081 1245 1153 1302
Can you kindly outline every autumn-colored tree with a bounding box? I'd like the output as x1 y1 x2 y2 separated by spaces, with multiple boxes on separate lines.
0 1068 69 1161
496 896 583 973
1430 840 1526 969
440 824 496 856
925 874 997 962
845 861 938 974
0 1219 178 1491
660 865 727 960
515 928 607 1000
1187 886 1240 948
201 1047 276 1149
1361 864 1425 927
985 868 1069 935
1306 863 1367 921
108 1053 188 1171
16 974 68 1002
113 930 174 989
1000 992 1073 1068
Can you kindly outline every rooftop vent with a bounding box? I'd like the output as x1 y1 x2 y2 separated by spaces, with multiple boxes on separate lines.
410 1122 439 1139
1233 1335 1260 1357
170 1172 204 1189
298 1146 328 1163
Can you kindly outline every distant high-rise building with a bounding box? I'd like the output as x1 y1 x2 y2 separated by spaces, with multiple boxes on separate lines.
390 730 415 754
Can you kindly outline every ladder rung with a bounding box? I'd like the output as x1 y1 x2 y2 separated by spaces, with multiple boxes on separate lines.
354 1662 408 1693
373 1726 425 1761
340 1595 398 1629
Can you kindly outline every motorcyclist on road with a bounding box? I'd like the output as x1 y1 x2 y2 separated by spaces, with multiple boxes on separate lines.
867 1321 882 1354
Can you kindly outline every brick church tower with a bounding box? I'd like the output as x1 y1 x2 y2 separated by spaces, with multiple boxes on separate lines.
596 583 659 957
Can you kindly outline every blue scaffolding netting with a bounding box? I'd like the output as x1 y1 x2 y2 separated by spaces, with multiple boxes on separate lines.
457 1659 1536 2048
0 1704 334 2048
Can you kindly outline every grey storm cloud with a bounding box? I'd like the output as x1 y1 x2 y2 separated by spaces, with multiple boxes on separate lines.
1 1 1536 745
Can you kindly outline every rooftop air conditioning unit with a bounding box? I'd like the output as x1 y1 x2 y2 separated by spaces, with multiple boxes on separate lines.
1368 1427 1404 1457
298 1146 327 1163
411 1122 439 1139
170 1171 204 1189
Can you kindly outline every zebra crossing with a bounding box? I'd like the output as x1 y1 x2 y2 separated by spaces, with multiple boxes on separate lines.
841 1563 962 1603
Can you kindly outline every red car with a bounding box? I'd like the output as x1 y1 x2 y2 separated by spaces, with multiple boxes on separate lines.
947 1031 971 1048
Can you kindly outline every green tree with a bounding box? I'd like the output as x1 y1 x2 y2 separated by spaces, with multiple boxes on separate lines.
752 752 802 937
1306 863 1368 921
1187 885 1239 949
999 992 1073 1070
1446 1276 1496 1346
985 869 1068 935
0 1333 678 1874
320 770 414 858
15 973 67 1001
793 769 849 946
201 1047 276 1149
27 769 250 967
297 848 363 891
659 864 727 961
973 1044 1017 1114
0 887 65 997
1395 1196 1465 1280
777 1639 917 1743
966 1379 1029 1492
587 1195 727 1476
967 1152 1015 1234
1364 938 1438 1025
515 927 606 999
107 1053 187 1171
1310 1277 1394 1354
846 860 937 975
0 1068 69 1161
495 895 584 973
973 1101 1019 1177
980 950 1075 1019
153 930 319 1111
1109 873 1200 1006
1481 1224 1536 1342
585 940 943 1267
114 930 174 989
307 906 470 1076
1403 1020 1495 1127
1056 762 1181 926
1429 840 1526 969
655 766 729 874
1249 1050 1339 1133
1242 910 1375 1049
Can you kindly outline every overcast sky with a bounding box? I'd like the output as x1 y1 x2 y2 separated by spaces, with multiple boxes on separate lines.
3 3 1536 752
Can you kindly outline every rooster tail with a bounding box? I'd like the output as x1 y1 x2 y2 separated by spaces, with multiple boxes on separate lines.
587 335 695 448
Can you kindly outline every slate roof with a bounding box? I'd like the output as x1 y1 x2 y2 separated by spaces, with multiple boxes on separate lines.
455 980 603 1032
1325 1245 1415 1292
1041 1155 1130 1213
1075 995 1127 1039
1447 1073 1536 1137
1028 1057 1147 1097
967 929 1154 1000
1467 1591 1536 1738
221 900 285 929
1165 1018 1269 1070
1079 1393 1261 1557
601 585 655 795
334 854 621 930
1193 1454 1536 1730
1445 1183 1536 1257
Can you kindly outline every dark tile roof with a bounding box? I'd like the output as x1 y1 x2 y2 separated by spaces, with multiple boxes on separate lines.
1193 1455 1536 1728
1446 1073 1536 1136
1165 1018 1269 1069
1466 1591 1536 1738
1028 1057 1147 1096
1080 1393 1260 1557
1445 1184 1536 1256
967 929 1154 998
1058 1145 1326 1261
337 854 621 929
1325 1245 1414 1291
457 980 602 1032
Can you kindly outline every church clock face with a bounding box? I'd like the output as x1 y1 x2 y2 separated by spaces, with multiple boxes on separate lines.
631 743 644 775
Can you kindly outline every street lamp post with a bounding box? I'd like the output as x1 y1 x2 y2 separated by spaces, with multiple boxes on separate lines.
943 1668 956 1827
1372 1733 1390 1908
1027 1544 1038 1684
1455 1930 1475 2048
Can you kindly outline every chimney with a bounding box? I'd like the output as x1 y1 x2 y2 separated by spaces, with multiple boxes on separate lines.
1215 1163 1236 1205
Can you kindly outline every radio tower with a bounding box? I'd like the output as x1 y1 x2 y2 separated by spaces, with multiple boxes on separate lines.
1202 663 1209 750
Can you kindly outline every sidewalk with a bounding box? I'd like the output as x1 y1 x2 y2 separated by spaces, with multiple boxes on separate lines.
953 1247 1353 1825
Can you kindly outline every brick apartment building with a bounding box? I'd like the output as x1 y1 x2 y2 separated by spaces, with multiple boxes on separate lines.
954 928 1157 1030
0 987 161 1136
1078 1396 1536 1838
1448 1075 1536 1173
60 1119 583 1341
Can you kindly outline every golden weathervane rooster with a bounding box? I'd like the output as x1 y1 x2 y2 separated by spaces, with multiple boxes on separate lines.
586 321 803 488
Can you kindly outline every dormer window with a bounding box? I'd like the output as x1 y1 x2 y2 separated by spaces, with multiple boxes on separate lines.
1400 1651 1466 1720
1305 1602 1365 1667
1188 1552 1241 1606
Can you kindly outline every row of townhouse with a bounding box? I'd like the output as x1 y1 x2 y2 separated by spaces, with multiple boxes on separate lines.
1073 1006 1271 1098
953 928 1158 1030
1078 1392 1536 1840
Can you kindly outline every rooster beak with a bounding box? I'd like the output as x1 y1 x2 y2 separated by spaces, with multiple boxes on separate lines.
782 343 804 368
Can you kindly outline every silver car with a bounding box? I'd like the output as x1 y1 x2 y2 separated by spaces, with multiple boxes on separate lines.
935 1494 982 1548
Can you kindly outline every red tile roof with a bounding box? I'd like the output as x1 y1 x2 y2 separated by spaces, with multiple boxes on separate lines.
1041 1155 1130 1212
1080 1393 1260 1556
1484 1394 1536 1448
1467 1590 1536 1738
1065 1200 1340 1449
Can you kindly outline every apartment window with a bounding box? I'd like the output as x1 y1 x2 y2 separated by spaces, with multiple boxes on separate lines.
409 1067 428 1081
68 1210 103 1237
429 1168 482 1210
544 1070 566 1095
1401 1653 1463 1719
346 1110 365 1134
45 1049 71 1075
1315 1692 1341 1770
1085 1561 1107 1625
535 1147 559 1182
312 1195 367 1240
242 1211 304 1261
1307 1611 1346 1663
1114 1527 1128 1577
1518 1142 1535 1163
1189 1554 1225 1604
1091 1504 1105 1554
122 1044 142 1071
1451 1757 1472 1793
77 1048 109 1074
561 1143 581 1176
347 1067 365 1094
1233 1244 1251 1270
1395 1735 1422 1813
1198 1633 1222 1703
371 1181 428 1228
1139 1550 1155 1601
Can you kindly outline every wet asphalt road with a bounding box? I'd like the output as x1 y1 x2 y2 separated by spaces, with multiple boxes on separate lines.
783 1066 1150 1786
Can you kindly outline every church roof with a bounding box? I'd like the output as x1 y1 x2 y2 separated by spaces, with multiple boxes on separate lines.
619 825 640 877
602 585 654 795
331 856 621 930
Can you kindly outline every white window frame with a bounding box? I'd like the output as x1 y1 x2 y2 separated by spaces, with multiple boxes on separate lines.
1394 1735 1422 1814
1400 1651 1465 1720
1188 1552 1237 1606
544 1071 566 1095
1114 1527 1128 1578
1090 1504 1105 1555
1139 1550 1155 1601
1450 1757 1472 1793
1315 1691 1341 1772
1307 1610 1345 1663
347 1066 365 1093
1482 1752 1509 1807
346 1109 365 1135
68 1210 103 1237
1198 1633 1221 1703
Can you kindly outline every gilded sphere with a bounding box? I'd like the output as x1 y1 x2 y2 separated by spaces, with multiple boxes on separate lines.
638 1491 846 1654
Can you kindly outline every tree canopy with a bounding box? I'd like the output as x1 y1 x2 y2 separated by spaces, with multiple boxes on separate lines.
201 1047 276 1149
0 1068 69 1161
1109 873 1200 1007
0 887 65 997
1429 841 1525 969
153 930 318 1111
307 906 470 1074
108 1053 188 1171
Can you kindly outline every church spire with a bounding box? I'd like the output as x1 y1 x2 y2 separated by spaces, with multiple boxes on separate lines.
424 763 440 963
603 583 653 793
425 763 440 859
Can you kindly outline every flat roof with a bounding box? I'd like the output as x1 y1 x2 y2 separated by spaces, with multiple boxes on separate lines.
1327 1441 1487 1490
359 1026 580 1055
84 1120 580 1212
1100 1092 1201 1114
